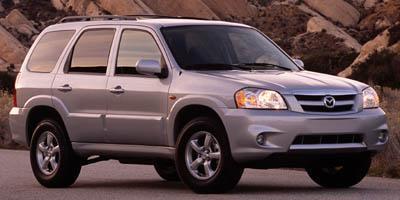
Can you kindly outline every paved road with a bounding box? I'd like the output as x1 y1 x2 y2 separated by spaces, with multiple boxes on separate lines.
1 149 399 200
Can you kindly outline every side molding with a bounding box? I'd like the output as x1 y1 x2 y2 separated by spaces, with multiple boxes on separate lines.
72 142 175 159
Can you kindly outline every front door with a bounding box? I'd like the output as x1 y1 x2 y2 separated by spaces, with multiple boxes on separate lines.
105 27 171 146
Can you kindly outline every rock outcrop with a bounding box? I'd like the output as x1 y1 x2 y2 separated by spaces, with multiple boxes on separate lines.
0 0 398 82
51 0 103 15
51 0 258 20
359 0 400 32
51 0 65 11
5 9 35 28
0 2 4 13
201 0 257 18
307 17 362 52
0 25 28 67
256 4 311 51
142 0 219 19
339 29 390 77
339 23 400 78
364 0 379 9
0 58 6 71
97 0 154 15
304 0 360 27
3 9 39 38
292 31 358 75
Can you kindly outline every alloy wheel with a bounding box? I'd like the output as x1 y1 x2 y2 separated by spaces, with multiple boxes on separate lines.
36 131 60 175
185 131 221 180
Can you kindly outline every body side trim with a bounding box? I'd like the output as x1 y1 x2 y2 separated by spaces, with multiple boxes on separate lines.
72 142 175 159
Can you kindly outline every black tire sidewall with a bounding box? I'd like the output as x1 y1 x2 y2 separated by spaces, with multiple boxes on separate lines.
30 119 81 187
175 117 243 193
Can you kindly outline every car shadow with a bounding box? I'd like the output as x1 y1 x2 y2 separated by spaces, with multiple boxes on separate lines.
72 179 377 195
232 184 365 194
74 179 186 191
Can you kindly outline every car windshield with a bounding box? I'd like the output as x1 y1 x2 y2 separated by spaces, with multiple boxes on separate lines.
161 25 300 71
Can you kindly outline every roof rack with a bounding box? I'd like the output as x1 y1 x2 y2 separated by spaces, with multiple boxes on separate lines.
58 15 210 24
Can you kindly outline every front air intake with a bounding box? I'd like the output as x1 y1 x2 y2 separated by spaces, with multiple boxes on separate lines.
292 134 363 145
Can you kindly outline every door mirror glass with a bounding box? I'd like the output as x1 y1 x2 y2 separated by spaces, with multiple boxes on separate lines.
293 58 304 68
136 59 162 75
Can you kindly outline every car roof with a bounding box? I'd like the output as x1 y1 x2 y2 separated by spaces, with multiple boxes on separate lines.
44 17 251 32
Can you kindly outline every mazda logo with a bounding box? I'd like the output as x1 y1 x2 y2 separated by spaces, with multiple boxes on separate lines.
323 96 336 108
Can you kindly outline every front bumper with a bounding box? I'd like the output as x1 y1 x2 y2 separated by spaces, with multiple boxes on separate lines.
221 108 388 164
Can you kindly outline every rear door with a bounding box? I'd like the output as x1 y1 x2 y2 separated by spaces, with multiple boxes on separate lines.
105 26 171 146
52 26 118 143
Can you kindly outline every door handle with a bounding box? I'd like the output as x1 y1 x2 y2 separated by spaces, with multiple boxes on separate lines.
57 84 72 92
109 86 125 94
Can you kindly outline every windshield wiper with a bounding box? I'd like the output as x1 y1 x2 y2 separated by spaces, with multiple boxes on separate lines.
183 63 253 71
237 63 292 71
182 63 291 71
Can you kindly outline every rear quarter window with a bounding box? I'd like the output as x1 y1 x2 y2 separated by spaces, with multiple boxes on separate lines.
27 30 75 73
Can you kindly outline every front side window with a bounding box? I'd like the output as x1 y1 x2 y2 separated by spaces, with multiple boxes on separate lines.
116 30 163 75
67 29 115 74
162 26 299 71
28 30 75 72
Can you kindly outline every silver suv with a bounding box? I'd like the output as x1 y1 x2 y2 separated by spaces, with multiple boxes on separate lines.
9 16 388 193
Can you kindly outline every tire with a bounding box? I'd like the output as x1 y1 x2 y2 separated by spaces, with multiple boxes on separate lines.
30 119 81 188
154 159 180 181
175 117 244 194
306 155 371 188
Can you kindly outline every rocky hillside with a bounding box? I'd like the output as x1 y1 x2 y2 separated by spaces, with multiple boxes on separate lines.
0 0 399 175
0 0 399 88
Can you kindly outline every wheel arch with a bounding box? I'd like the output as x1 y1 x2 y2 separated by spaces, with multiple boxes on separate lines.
26 105 68 147
167 95 226 146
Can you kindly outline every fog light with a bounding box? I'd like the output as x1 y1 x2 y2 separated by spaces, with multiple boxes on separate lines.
378 131 388 143
256 134 265 145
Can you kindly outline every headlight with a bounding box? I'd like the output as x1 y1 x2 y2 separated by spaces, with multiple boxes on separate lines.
235 88 287 109
363 87 379 109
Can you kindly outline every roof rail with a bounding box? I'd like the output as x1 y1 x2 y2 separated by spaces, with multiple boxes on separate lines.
58 15 210 24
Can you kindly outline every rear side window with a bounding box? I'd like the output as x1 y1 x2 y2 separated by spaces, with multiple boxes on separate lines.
116 30 162 75
67 29 115 74
27 31 75 72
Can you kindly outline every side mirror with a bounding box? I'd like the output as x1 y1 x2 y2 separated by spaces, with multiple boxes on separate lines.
136 59 167 78
293 58 304 69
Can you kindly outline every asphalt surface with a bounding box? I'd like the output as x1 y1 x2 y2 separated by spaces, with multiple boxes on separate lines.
1 149 400 200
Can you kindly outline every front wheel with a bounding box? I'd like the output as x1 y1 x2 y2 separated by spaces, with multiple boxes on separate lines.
30 119 81 188
175 117 243 194
306 156 371 188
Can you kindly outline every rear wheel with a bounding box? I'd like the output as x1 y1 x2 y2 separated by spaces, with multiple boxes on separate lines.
306 156 371 188
154 159 180 181
30 119 81 188
175 117 243 193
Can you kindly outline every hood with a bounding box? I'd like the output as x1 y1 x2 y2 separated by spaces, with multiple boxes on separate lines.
195 70 368 94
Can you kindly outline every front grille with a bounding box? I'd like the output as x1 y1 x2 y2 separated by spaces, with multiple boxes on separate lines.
295 94 356 113
301 105 353 112
292 134 363 145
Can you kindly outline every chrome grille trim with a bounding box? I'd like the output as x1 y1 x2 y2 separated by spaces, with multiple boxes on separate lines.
294 93 357 113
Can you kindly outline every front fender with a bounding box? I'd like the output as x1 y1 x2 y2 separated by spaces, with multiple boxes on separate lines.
166 95 228 146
